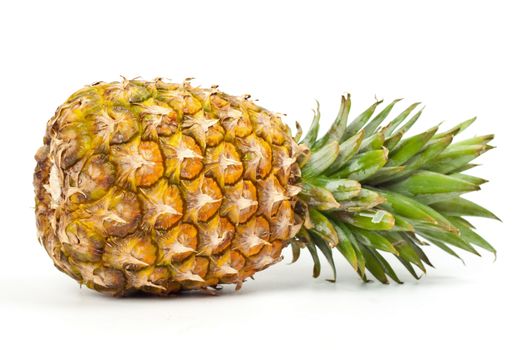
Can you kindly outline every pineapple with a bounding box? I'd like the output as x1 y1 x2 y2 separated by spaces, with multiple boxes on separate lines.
34 78 498 296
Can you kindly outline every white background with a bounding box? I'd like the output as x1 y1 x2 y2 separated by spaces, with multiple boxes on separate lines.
1 1 523 349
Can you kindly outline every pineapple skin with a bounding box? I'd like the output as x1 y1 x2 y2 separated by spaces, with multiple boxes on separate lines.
34 79 303 296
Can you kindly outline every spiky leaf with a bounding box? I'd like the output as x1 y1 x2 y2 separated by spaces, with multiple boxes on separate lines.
343 100 382 140
362 99 402 137
301 141 340 178
431 197 500 220
332 148 388 180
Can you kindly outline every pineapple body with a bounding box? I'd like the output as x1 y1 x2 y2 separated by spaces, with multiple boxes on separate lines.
35 78 497 297
34 79 302 295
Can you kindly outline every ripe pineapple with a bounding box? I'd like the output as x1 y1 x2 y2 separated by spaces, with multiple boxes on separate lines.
34 78 498 296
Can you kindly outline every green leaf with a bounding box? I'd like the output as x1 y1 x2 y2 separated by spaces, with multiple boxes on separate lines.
383 102 421 137
403 233 434 267
452 163 479 173
311 234 337 282
386 170 480 204
446 216 496 256
433 117 476 139
388 126 438 166
363 99 403 137
351 226 399 255
339 209 395 231
344 224 368 278
383 109 424 150
308 209 339 247
343 99 383 140
449 173 488 186
360 245 389 284
425 238 465 263
306 243 321 278
332 148 389 181
379 190 453 229
379 190 430 219
326 130 364 174
392 135 453 179
384 131 404 151
452 216 476 229
453 134 494 147
395 109 423 135
314 94 351 150
373 250 403 283
300 229 322 278
301 141 340 178
392 215 415 232
337 188 385 211
366 166 406 185
383 231 426 272
414 223 480 256
308 177 361 201
332 221 359 271
430 197 500 220
299 182 340 210
425 144 490 174
301 101 321 148
359 131 385 152
396 256 422 279
290 240 301 263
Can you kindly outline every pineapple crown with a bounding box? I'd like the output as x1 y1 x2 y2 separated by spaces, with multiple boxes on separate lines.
293 95 498 283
